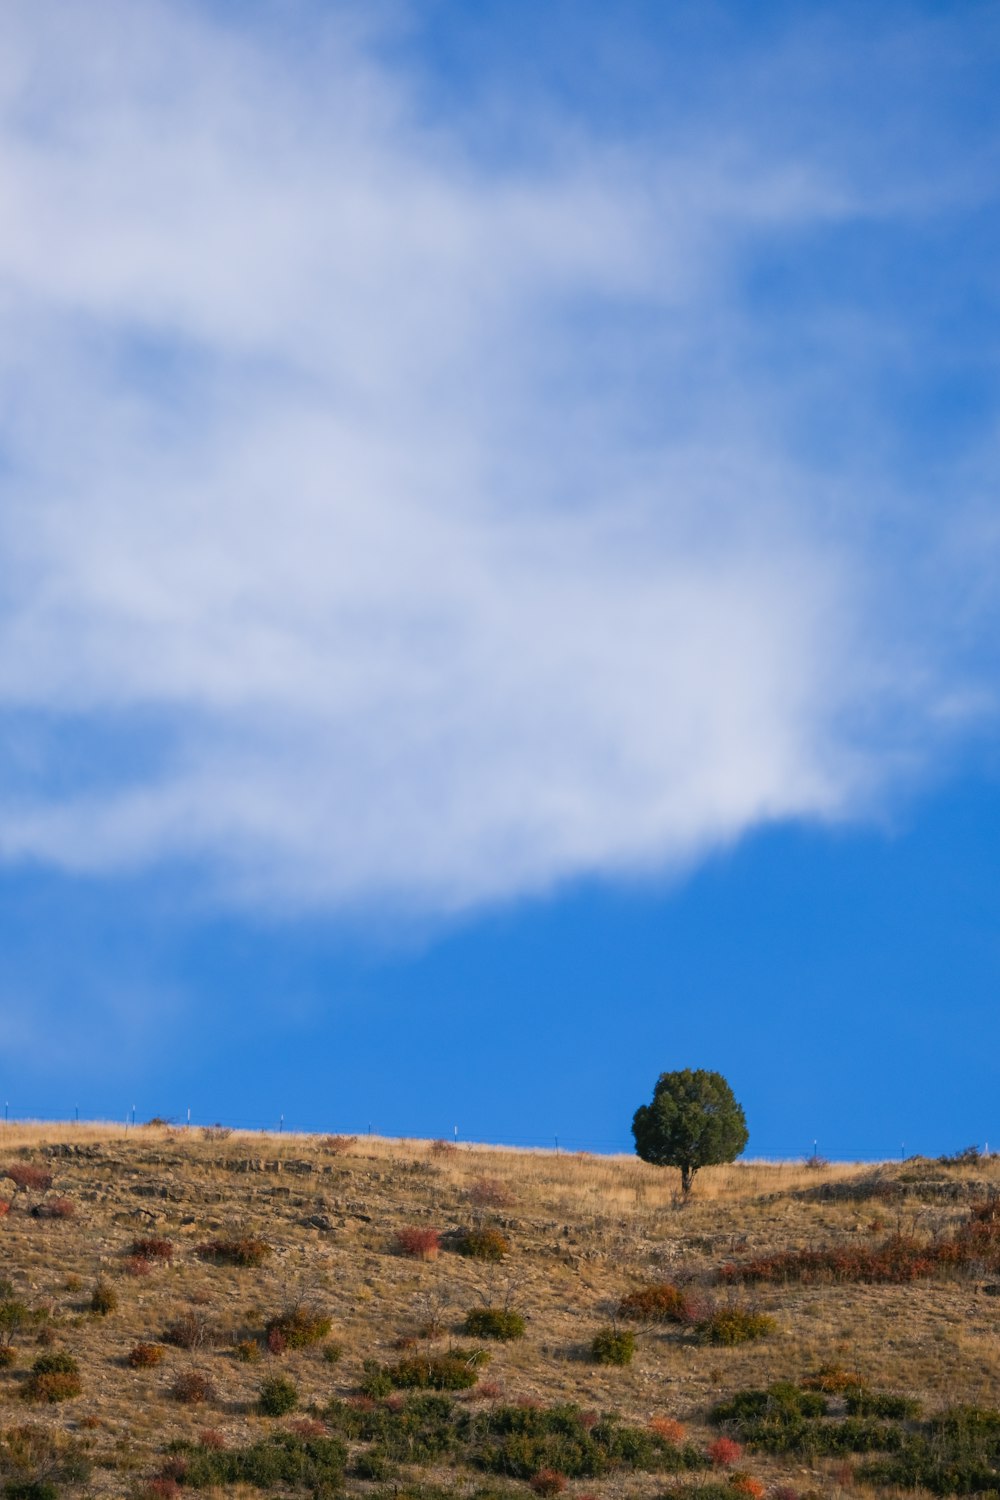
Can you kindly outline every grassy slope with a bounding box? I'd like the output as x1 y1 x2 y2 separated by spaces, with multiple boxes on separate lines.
1 1123 999 1497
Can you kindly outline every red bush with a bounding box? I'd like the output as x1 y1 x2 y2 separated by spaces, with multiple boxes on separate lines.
322 1135 357 1154
171 1371 215 1405
618 1282 687 1323
146 1481 181 1500
708 1438 744 1467
3 1165 53 1192
124 1256 153 1278
466 1177 514 1208
198 1428 226 1448
128 1343 165 1369
131 1237 174 1261
530 1470 567 1496
720 1203 1000 1286
31 1197 75 1220
649 1417 686 1443
288 1419 328 1439
394 1227 440 1261
0 1201 9 1218
730 1476 765 1498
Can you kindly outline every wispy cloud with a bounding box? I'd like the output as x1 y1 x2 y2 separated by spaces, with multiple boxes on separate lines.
0 1 995 914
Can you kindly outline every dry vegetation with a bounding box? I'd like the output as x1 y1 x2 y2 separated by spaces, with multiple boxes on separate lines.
0 1122 998 1500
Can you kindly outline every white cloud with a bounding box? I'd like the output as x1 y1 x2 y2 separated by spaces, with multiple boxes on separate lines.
0 1 991 914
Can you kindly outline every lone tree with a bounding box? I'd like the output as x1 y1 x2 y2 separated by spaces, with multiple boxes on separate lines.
632 1068 748 1195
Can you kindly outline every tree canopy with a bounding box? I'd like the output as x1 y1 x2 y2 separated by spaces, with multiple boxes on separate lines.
631 1068 748 1194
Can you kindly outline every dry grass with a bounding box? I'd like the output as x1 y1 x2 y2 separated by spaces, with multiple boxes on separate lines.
0 1123 997 1499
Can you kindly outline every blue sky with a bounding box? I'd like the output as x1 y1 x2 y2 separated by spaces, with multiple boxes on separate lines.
0 1 998 1157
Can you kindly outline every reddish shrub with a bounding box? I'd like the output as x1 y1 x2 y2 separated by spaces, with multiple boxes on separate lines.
289 1419 328 1439
127 1343 165 1369
171 1371 215 1405
530 1469 567 1496
431 1139 457 1156
394 1227 441 1261
3 1165 53 1192
708 1438 743 1468
146 1481 181 1500
466 1177 514 1208
618 1283 687 1323
0 1201 10 1217
322 1135 357 1154
649 1417 686 1443
22 1353 82 1403
266 1328 287 1355
198 1428 226 1448
124 1256 153 1278
473 1381 503 1400
730 1475 765 1498
720 1203 1000 1286
31 1197 76 1220
131 1237 174 1261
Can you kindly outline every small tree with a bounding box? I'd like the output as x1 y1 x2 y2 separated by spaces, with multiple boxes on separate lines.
632 1068 748 1195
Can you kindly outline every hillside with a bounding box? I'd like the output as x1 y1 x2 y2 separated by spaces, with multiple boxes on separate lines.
0 1124 998 1500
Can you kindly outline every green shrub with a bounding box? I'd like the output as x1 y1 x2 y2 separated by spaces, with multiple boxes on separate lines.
713 1383 827 1426
22 1351 81 1403
698 1308 776 1345
618 1283 687 1323
325 1395 707 1480
168 1431 346 1492
0 1299 32 1347
196 1237 271 1267
856 1407 1000 1496
590 1327 634 1365
236 1339 262 1363
265 1305 332 1350
354 1452 398 1481
322 1342 343 1365
472 1404 705 1479
844 1389 921 1419
366 1350 489 1393
459 1229 509 1261
0 1424 91 1495
259 1374 299 1416
463 1308 526 1341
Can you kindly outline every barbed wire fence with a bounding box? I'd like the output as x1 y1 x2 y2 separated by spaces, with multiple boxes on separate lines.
0 1101 983 1163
